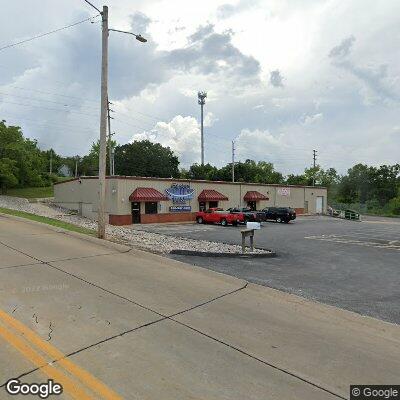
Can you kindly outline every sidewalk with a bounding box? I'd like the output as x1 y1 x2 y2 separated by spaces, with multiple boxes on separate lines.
0 213 399 399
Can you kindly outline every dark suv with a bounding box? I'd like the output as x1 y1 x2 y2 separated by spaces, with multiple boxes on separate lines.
261 207 296 223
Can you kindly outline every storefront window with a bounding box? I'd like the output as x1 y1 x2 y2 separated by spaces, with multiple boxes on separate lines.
199 201 206 211
145 202 158 214
209 201 219 208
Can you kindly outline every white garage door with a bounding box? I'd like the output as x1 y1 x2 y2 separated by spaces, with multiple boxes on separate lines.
316 196 323 214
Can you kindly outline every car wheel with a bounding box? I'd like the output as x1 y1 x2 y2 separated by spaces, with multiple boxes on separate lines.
232 221 238 227
276 217 282 223
221 218 228 226
196 217 203 224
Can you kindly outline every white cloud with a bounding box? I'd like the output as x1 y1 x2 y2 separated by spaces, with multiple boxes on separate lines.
302 113 323 125
131 115 201 166
236 128 284 160
1 0 400 174
204 112 218 127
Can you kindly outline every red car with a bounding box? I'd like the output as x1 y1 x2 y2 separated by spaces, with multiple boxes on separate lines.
196 208 244 226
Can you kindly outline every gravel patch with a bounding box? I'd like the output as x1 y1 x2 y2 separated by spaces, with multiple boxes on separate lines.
0 196 271 255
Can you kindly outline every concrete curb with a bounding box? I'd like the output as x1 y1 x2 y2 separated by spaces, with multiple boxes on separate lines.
170 249 277 258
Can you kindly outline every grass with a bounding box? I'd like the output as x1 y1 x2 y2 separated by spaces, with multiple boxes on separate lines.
5 186 54 199
4 178 74 199
0 207 96 236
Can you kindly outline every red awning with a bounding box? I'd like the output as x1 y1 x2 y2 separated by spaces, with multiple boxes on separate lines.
243 191 269 201
129 187 168 202
198 189 228 201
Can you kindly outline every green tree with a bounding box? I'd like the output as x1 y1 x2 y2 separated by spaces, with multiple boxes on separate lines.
0 158 18 193
286 174 308 185
0 121 46 187
219 160 283 183
185 163 221 180
114 140 179 178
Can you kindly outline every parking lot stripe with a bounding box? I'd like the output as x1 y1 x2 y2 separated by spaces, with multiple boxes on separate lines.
0 308 123 400
0 321 94 399
304 235 400 250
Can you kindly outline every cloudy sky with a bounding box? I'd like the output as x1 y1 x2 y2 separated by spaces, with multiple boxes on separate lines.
1 0 399 174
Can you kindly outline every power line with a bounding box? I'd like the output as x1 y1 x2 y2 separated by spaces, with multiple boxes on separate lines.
0 100 99 118
4 118 97 135
4 85 99 103
113 117 154 132
0 16 99 52
82 0 102 14
0 91 99 110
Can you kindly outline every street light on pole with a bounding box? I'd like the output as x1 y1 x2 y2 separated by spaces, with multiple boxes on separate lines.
83 1 147 239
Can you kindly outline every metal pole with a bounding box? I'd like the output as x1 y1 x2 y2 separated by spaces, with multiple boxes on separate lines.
75 157 78 178
200 102 204 165
98 5 108 239
49 149 53 175
231 141 234 182
198 91 206 165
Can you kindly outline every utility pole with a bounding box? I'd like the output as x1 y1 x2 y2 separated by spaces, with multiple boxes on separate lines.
49 149 53 175
111 147 115 175
97 5 109 239
83 0 147 239
75 156 79 178
198 91 207 165
232 140 235 182
107 98 114 176
313 149 317 186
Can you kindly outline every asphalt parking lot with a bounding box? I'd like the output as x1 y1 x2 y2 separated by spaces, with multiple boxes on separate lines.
137 216 400 325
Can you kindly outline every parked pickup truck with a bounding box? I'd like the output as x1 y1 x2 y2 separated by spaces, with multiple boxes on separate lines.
260 207 296 223
196 208 244 226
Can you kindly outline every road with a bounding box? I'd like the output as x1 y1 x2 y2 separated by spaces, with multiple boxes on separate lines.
0 213 399 399
136 216 400 324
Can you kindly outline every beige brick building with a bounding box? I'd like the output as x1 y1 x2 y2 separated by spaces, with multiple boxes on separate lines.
54 176 328 225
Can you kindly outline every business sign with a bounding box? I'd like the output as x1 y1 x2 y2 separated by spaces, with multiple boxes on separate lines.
169 205 192 212
278 188 290 197
165 184 195 204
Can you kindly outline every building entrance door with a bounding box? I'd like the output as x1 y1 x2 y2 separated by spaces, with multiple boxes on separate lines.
131 202 141 224
247 201 256 210
316 197 323 214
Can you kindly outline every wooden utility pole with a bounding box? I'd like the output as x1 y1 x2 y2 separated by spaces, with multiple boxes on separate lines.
82 1 146 239
98 5 108 239
49 149 53 175
232 140 235 182
75 157 78 178
313 149 317 186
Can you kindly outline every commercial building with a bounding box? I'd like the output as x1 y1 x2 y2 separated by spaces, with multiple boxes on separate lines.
54 176 328 225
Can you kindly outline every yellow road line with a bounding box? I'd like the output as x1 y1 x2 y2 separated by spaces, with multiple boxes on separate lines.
0 309 123 400
0 322 94 400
